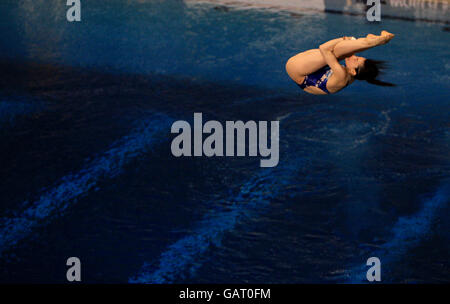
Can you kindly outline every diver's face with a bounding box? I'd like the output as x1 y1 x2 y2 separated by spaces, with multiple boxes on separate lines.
346 55 366 73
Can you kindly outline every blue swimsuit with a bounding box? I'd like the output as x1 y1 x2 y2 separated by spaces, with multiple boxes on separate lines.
298 66 333 94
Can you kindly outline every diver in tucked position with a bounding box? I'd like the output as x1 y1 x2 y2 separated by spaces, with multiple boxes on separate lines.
286 30 395 95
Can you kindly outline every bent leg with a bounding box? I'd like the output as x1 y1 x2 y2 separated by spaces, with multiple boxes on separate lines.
333 32 393 59
333 38 374 59
285 49 326 84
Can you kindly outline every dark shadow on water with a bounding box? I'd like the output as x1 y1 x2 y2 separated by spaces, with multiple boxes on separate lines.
0 59 307 213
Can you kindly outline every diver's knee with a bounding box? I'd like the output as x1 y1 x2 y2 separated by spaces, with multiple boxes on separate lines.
285 57 294 74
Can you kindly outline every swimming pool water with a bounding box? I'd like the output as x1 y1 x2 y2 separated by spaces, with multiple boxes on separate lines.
0 0 448 283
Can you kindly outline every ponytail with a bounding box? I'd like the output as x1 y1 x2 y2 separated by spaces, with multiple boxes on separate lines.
355 59 396 87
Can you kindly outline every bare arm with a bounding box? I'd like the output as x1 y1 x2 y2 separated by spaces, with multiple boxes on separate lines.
320 37 346 52
319 38 346 81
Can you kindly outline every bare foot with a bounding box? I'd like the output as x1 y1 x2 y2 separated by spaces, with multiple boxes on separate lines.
381 30 395 43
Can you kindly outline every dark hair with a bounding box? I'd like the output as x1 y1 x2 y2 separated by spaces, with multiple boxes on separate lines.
354 59 395 87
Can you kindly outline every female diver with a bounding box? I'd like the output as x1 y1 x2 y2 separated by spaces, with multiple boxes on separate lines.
286 30 395 95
